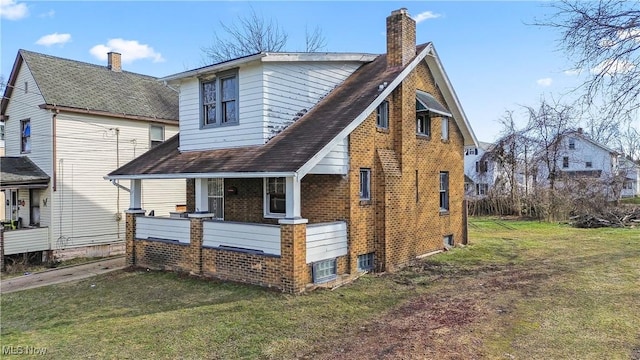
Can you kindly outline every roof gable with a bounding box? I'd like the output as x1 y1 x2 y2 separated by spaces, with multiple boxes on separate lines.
1 50 178 121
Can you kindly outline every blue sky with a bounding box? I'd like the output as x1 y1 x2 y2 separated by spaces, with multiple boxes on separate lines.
0 1 585 142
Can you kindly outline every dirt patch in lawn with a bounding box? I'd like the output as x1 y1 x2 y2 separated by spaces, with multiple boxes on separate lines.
305 262 557 360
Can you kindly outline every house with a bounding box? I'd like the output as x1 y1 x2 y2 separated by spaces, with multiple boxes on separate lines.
464 141 498 197
533 129 638 199
0 121 5 221
107 9 478 293
0 50 185 266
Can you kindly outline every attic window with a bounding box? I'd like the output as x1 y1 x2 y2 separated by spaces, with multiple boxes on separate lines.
202 70 239 127
569 138 576 150
149 125 164 148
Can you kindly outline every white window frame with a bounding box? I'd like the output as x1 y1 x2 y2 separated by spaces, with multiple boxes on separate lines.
359 168 371 201
568 138 576 150
21 119 31 153
562 156 569 168
201 69 239 128
416 113 430 136
441 117 449 141
149 124 165 148
207 178 224 220
376 101 389 129
0 122 4 141
264 177 286 218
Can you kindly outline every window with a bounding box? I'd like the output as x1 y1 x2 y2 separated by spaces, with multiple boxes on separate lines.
475 161 488 173
30 189 40 227
585 160 593 168
149 125 164 148
476 183 489 196
202 71 238 127
416 113 430 136
376 101 389 129
443 235 454 247
568 138 576 150
359 168 371 201
465 148 478 156
312 259 337 283
265 177 286 217
207 178 224 220
441 117 449 140
21 119 31 153
562 156 569 168
623 181 633 190
358 253 374 271
439 172 449 211
24 81 28 94
0 122 4 140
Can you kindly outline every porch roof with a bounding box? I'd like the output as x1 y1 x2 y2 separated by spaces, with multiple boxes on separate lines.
1 157 50 189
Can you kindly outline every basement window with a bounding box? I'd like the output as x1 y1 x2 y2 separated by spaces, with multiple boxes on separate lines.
443 235 454 247
357 253 374 271
312 259 337 283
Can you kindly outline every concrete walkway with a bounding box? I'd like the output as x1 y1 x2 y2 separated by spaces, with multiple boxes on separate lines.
0 256 126 294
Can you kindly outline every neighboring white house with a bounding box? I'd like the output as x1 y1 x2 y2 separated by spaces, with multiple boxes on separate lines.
0 50 185 261
464 141 499 197
533 130 638 199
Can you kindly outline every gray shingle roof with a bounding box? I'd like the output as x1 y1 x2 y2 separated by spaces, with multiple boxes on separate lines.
16 50 178 120
0 156 50 187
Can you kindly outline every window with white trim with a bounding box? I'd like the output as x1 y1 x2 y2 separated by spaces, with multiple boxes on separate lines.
562 156 569 168
313 259 337 283
441 117 449 141
207 178 224 220
377 101 389 129
150 125 165 148
416 113 430 136
568 138 576 150
439 171 449 212
360 168 371 201
265 177 286 217
476 183 488 196
202 70 238 127
0 122 4 141
21 119 31 153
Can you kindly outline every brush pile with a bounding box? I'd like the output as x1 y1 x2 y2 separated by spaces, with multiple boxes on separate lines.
570 207 640 228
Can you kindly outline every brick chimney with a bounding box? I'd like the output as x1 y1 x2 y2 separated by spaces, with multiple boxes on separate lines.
387 8 416 68
107 52 122 72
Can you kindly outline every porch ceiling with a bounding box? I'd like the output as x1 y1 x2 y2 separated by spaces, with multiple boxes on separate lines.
0 157 50 189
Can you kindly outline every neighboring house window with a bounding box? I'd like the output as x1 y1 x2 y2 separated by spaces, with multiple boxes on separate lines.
265 177 286 217
312 259 337 283
30 189 40 226
150 125 165 148
585 160 593 168
443 235 454 247
476 183 488 196
360 168 371 201
464 183 471 192
21 119 31 153
441 117 449 141
0 122 4 140
377 101 389 129
439 172 449 212
475 161 488 173
562 156 569 168
416 113 430 136
202 70 238 127
207 178 224 220
357 253 374 271
568 138 575 150
623 181 633 190
464 148 478 156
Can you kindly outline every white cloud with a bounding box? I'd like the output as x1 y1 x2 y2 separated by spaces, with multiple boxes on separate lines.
39 9 55 18
591 58 635 75
413 11 441 24
0 0 28 20
536 78 553 87
90 38 165 64
35 33 71 46
563 69 581 76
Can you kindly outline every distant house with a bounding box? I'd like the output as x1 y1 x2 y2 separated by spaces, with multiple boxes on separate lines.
533 129 638 199
107 9 477 293
0 50 184 264
464 141 498 198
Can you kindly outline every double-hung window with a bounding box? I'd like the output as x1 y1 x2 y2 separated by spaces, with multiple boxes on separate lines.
439 171 449 212
207 178 224 220
376 101 389 129
562 156 569 168
149 125 165 148
416 113 430 136
441 117 449 141
202 70 238 127
265 177 286 217
568 138 576 150
21 119 31 153
360 168 371 201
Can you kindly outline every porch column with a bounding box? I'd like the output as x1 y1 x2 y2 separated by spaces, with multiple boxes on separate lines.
194 178 209 213
124 209 145 266
285 175 302 219
129 179 142 210
279 218 309 293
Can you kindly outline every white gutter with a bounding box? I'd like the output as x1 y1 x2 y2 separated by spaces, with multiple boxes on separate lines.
104 171 296 181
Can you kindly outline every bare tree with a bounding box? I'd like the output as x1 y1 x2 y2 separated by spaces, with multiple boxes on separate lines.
538 1 640 117
202 9 327 64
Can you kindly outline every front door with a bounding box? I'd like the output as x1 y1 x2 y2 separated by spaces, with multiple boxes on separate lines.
207 178 224 220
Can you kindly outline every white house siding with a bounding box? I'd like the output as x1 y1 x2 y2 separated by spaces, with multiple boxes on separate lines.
178 63 265 151
202 221 280 255
557 136 613 177
263 62 361 140
309 137 349 175
177 61 362 152
136 217 190 243
3 227 49 255
306 221 348 264
51 113 183 250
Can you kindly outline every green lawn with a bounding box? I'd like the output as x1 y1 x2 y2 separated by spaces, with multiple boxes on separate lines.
1 219 639 359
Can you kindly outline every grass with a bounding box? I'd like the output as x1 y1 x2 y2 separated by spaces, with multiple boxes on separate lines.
1 218 639 359
621 196 640 205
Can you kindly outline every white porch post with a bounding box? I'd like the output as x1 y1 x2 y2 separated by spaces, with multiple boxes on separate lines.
129 179 142 210
285 175 302 219
194 178 209 213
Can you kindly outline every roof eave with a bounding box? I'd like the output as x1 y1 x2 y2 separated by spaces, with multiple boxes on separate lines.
105 171 296 181
159 53 267 82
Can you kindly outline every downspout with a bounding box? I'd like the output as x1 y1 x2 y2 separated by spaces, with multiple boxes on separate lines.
52 111 58 191
115 128 120 239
